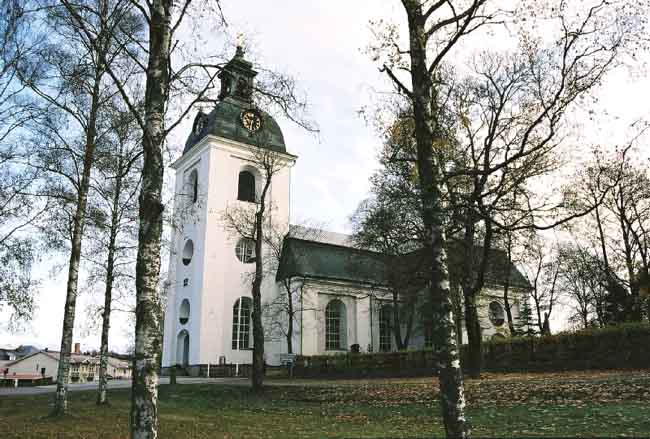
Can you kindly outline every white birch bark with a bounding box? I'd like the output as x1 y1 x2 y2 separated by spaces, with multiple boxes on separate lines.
52 65 104 416
130 0 172 436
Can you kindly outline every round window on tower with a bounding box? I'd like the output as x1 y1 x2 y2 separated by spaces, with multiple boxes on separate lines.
182 239 194 266
489 301 505 327
235 238 255 264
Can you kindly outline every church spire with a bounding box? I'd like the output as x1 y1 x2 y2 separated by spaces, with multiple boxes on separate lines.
218 40 257 103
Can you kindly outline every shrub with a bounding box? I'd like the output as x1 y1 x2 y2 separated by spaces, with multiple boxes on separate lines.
478 322 650 373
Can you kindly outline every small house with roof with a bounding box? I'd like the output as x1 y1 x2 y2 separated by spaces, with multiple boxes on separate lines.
1 344 131 385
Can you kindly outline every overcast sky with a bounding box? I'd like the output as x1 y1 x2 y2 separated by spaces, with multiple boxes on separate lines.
2 1 649 352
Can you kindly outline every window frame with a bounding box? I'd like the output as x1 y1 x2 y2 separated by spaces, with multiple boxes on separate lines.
489 301 505 327
189 169 198 204
235 238 255 264
182 239 194 266
237 170 256 203
378 304 392 352
179 299 190 325
232 297 252 350
325 299 346 351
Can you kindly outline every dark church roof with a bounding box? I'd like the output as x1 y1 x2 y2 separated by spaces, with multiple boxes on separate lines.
183 99 286 155
277 236 531 290
183 46 287 155
277 238 387 285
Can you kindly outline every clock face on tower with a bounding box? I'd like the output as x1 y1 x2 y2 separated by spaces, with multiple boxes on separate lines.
240 109 262 132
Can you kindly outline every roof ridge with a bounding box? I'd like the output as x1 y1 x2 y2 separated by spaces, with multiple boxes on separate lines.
285 236 384 256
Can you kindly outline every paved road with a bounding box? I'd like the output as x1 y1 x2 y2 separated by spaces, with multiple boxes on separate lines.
0 375 393 397
0 377 249 397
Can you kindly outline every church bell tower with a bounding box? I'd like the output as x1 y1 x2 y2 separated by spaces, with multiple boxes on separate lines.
161 45 296 373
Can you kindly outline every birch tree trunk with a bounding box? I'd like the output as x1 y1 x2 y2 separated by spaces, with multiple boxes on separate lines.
402 4 467 436
52 67 103 417
97 155 124 406
130 0 172 436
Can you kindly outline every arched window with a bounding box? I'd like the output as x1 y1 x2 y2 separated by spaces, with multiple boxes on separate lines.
176 330 189 366
489 301 505 327
235 238 255 263
379 304 392 352
179 299 190 325
188 169 198 204
325 299 346 351
182 239 194 266
237 170 256 202
232 297 252 350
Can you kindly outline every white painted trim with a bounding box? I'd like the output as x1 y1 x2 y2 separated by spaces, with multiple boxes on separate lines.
172 135 297 170
303 277 391 297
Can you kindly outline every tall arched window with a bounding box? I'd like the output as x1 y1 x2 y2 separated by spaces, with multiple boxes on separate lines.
325 299 346 351
188 169 198 204
379 304 392 352
237 171 256 202
232 297 252 350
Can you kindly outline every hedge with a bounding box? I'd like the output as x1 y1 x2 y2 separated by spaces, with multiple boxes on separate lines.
293 323 650 378
482 322 650 373
294 350 438 379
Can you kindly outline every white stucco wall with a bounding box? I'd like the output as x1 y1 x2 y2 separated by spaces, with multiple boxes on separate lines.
292 279 391 356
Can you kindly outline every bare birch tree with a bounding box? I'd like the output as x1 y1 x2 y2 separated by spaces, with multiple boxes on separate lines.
54 0 224 433
0 0 47 327
369 0 647 432
11 0 141 415
57 0 313 431
85 106 141 406
370 2 502 434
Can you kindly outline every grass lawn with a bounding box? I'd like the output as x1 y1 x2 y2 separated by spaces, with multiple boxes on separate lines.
1 370 649 438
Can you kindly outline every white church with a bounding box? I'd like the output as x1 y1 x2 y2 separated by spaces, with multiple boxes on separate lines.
161 47 529 373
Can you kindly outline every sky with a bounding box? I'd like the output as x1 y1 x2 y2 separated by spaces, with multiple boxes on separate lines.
2 1 649 352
